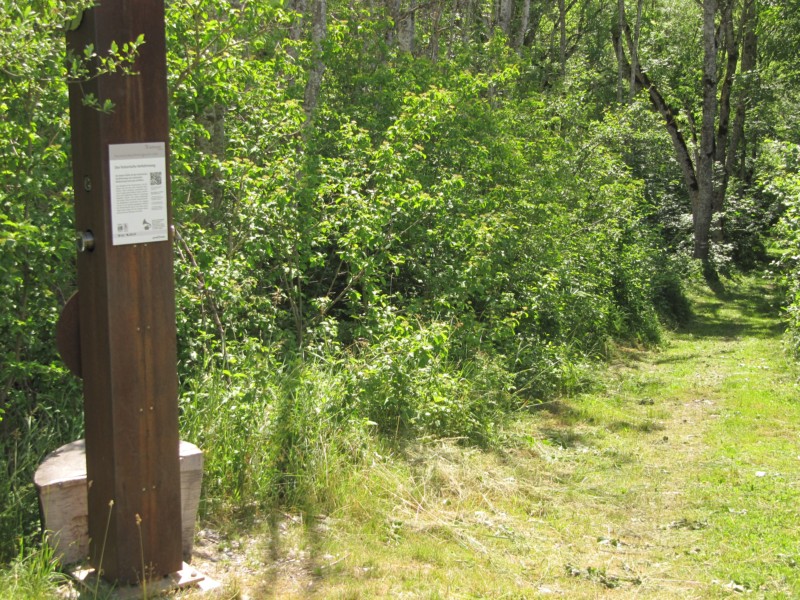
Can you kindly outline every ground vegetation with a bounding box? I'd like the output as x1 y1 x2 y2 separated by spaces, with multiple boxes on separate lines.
0 1 798 594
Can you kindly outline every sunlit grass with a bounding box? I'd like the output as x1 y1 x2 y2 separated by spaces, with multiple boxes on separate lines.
221 272 800 598
4 274 797 599
0 539 67 600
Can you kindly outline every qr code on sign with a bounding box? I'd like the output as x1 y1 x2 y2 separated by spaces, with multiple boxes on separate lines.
150 171 162 186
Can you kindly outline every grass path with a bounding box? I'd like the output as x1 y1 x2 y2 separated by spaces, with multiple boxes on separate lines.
194 276 800 599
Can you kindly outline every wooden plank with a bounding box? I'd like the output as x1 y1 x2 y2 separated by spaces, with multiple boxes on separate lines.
66 0 182 584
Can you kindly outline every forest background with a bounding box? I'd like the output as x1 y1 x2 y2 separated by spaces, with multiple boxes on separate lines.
1 0 799 574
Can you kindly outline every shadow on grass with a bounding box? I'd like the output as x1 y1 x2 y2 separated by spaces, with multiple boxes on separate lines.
679 317 784 340
652 352 701 365
249 510 325 598
607 419 665 433
678 278 785 340
538 427 592 449
529 399 577 418
513 276 786 455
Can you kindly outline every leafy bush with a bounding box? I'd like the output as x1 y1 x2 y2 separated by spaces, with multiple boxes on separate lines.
0 0 693 562
0 0 96 562
150 1 686 521
768 142 800 353
344 313 512 443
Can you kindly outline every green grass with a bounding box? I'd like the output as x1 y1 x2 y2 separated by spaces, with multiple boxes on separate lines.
188 273 800 599
0 539 68 600
6 273 800 599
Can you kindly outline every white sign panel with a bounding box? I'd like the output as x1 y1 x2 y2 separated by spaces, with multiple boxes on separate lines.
109 142 169 246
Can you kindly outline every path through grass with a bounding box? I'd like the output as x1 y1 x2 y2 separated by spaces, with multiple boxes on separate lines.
189 275 800 599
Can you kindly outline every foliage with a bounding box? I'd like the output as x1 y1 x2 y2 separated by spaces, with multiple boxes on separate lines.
345 314 514 442
160 4 682 543
10 0 800 576
767 142 800 353
0 539 67 600
0 0 95 563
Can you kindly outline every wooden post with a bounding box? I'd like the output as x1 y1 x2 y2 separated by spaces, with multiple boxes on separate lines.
65 0 182 584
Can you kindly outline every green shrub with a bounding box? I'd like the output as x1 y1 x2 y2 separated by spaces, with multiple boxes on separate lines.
769 142 800 354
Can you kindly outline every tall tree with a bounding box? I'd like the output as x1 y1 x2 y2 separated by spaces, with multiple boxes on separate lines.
558 0 567 76
613 22 700 248
304 0 327 117
712 0 739 237
629 0 641 101
386 0 415 53
616 0 626 102
694 0 718 261
614 0 751 265
729 0 757 180
499 0 513 36
515 0 531 50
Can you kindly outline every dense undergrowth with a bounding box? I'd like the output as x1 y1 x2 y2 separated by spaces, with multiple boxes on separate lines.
0 0 795 587
770 142 800 353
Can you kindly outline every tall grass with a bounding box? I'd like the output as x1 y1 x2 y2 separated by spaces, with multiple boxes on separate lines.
0 538 68 600
0 378 84 562
180 349 374 519
0 292 669 590
178 318 519 523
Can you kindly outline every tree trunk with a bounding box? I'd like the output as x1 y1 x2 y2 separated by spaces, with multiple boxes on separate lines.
386 0 401 46
286 0 306 88
695 0 717 261
613 25 700 221
399 6 415 54
559 0 567 76
428 1 443 60
288 0 306 46
629 0 642 101
304 0 327 119
730 0 757 182
481 0 492 34
711 0 739 241
461 0 474 45
616 0 626 103
516 0 531 50
499 0 513 36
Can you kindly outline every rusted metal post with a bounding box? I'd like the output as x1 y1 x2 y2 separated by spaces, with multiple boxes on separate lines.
65 0 183 584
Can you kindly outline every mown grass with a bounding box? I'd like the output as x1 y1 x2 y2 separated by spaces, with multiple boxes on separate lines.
184 272 800 599
679 280 800 597
5 273 799 599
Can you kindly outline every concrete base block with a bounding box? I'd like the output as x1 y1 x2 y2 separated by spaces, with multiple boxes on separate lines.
70 561 221 598
34 439 203 565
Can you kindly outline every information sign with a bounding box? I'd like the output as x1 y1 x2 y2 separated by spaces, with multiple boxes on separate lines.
109 142 168 245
